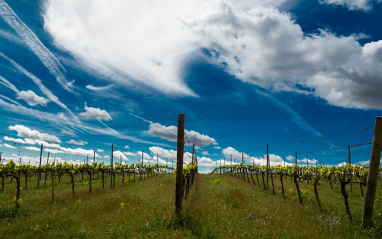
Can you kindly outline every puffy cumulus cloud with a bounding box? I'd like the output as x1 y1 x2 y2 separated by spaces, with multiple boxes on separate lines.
43 0 382 109
149 146 208 165
61 129 76 136
79 106 112 121
137 151 152 160
201 151 210 156
9 125 61 143
17 90 49 106
297 158 318 165
113 150 128 160
3 143 16 149
124 151 138 156
4 136 61 149
251 154 293 166
97 149 104 152
197 156 214 166
321 0 373 11
124 145 130 150
213 146 221 150
286 155 295 161
4 136 35 144
149 146 177 159
147 122 217 147
66 139 88 146
187 6 382 110
222 147 249 160
24 146 40 151
59 147 100 157
44 148 63 154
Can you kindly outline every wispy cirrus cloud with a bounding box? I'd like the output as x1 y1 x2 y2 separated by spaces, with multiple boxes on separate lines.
320 0 375 11
0 0 75 92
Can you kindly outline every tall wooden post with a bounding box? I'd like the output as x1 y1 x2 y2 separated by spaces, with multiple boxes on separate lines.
38 144 43 188
175 113 185 215
266 144 269 190
306 155 308 167
111 144 113 187
0 152 2 164
242 151 245 180
141 151 144 180
295 151 297 166
93 150 95 163
363 116 382 228
47 152 50 164
348 145 352 193
192 144 195 164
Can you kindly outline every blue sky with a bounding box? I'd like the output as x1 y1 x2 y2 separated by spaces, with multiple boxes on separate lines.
0 0 381 173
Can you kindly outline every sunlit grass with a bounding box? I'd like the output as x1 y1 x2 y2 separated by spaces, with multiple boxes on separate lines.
1 172 381 238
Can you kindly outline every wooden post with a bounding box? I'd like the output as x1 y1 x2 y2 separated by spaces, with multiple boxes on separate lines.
141 151 144 180
175 113 185 215
111 144 113 188
348 145 352 193
266 144 269 190
306 155 308 167
363 116 382 228
47 152 50 164
37 144 43 188
242 151 245 180
0 152 2 164
192 144 195 164
295 151 297 166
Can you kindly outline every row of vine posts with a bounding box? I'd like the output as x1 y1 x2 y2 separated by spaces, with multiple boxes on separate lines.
213 116 382 228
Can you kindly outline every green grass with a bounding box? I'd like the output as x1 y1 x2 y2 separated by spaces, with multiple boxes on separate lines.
1 173 382 238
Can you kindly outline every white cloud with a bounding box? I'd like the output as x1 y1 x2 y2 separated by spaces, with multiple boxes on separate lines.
149 146 177 159
3 143 16 149
222 147 249 161
124 151 137 156
79 105 112 121
137 151 152 160
320 0 373 11
0 75 19 93
66 139 88 146
286 155 295 161
9 125 61 143
113 150 128 160
86 84 114 91
147 122 216 147
42 0 382 110
251 154 292 166
0 53 79 123
59 146 99 157
61 129 76 136
124 145 130 149
44 148 63 154
4 136 35 145
201 151 210 156
17 90 49 106
213 146 221 149
97 149 104 152
0 1 75 92
24 146 40 151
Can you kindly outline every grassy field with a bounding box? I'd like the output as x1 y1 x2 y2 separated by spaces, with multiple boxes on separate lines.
1 172 382 238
